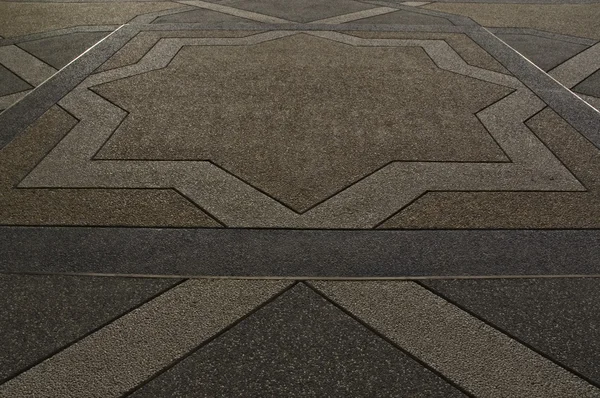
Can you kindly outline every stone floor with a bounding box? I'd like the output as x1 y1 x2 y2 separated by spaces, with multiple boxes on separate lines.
0 0 599 396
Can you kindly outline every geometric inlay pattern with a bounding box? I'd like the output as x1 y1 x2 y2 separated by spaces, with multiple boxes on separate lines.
93 34 511 212
129 284 466 396
18 30 583 228
2 0 600 396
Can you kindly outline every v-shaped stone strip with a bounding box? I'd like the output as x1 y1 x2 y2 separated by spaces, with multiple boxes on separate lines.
0 279 293 398
312 281 600 397
18 31 584 228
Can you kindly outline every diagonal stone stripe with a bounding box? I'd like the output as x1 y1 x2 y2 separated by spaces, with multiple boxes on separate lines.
311 281 600 397
0 279 292 398
18 31 584 228
310 7 397 24
0 45 56 86
177 0 292 24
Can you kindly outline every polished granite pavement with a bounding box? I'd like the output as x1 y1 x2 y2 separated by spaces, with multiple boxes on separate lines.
0 0 599 396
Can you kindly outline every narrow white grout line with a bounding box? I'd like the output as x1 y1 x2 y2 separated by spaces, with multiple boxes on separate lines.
55 24 126 72
0 25 126 115
579 93 600 111
483 27 600 115
0 45 56 86
549 43 600 87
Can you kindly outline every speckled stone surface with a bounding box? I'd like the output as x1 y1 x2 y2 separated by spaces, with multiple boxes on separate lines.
129 283 466 397
0 106 221 226
1 1 599 395
422 278 600 385
152 8 255 24
0 273 180 383
313 281 600 397
93 33 510 212
574 69 600 98
208 0 375 23
0 279 292 397
17 31 110 69
4 228 600 276
96 30 257 73
0 2 179 37
496 32 588 71
380 108 600 228
0 45 56 86
0 64 31 96
352 9 452 25
349 31 509 74
424 3 600 39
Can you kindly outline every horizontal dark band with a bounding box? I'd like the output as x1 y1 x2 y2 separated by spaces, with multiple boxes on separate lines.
1 227 599 277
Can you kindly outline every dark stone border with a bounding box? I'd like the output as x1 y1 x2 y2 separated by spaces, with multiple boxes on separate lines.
468 28 600 149
1 227 600 277
0 25 138 148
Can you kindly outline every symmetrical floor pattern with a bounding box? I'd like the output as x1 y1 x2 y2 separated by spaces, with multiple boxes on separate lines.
0 0 599 395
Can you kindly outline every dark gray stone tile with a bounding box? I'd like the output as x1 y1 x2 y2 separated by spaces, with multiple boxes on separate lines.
153 8 254 24
574 69 600 98
0 273 180 382
496 33 588 71
130 283 466 397
217 0 374 23
17 31 109 70
422 278 600 386
353 10 453 25
0 63 31 96
3 228 600 277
